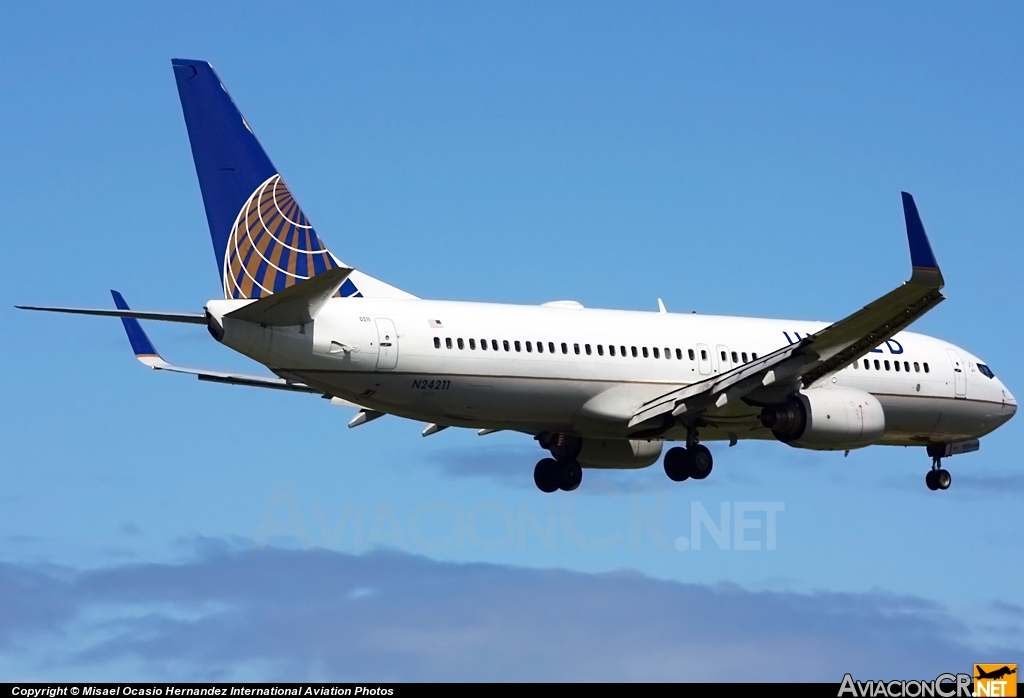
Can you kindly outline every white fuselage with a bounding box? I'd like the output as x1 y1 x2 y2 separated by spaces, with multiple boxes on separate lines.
207 297 1017 449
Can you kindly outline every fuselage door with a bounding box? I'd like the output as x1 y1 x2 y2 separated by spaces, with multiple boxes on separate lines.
697 343 712 375
946 348 966 398
375 318 399 371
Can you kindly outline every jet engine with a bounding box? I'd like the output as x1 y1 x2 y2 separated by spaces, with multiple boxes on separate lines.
759 387 885 450
577 438 663 469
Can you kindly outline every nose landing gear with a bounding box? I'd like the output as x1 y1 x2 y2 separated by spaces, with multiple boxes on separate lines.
925 444 952 491
925 467 951 491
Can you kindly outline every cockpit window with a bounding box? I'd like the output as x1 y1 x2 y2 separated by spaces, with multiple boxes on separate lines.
978 363 995 379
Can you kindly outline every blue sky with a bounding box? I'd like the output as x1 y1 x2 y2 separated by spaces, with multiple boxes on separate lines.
2 1 1022 681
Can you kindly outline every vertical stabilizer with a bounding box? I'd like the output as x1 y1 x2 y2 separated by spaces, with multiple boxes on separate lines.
171 59 414 300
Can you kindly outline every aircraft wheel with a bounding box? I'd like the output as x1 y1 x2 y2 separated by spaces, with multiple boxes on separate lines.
689 444 713 480
936 469 951 490
664 447 691 482
925 470 939 491
559 459 583 492
534 458 560 493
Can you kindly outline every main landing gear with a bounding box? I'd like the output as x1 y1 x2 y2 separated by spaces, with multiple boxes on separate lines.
534 458 582 493
925 445 952 491
663 429 713 482
534 433 583 493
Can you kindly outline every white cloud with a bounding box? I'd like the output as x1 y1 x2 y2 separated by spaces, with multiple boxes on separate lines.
0 543 1017 681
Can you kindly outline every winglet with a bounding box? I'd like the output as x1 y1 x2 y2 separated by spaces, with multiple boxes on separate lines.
902 192 943 287
110 291 167 368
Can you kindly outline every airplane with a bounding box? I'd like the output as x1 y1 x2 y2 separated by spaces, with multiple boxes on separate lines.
975 666 1016 681
18 59 1017 493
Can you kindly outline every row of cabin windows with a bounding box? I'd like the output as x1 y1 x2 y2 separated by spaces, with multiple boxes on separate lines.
851 358 929 373
719 349 757 364
430 337 931 375
432 337 758 363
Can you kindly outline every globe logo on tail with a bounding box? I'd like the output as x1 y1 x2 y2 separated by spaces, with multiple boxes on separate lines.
223 174 360 299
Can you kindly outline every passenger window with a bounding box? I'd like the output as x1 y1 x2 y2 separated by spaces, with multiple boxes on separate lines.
574 343 580 355
701 349 707 361
434 337 440 349
721 351 726 361
751 353 758 360
863 359 869 369
536 341 543 354
446 338 453 349
562 343 568 354
525 341 532 353
621 346 626 357
688 349 694 360
884 360 890 370
741 352 748 363
469 338 476 350
585 344 592 355
514 341 521 352
874 360 880 370
597 345 604 356
665 348 670 359
677 348 684 360
904 361 909 372
894 361 900 371
923 363 930 373
642 347 649 358
731 351 738 363
653 347 660 359
914 362 919 372
549 342 555 353
609 345 616 357
503 340 510 351
481 339 488 351
631 346 638 358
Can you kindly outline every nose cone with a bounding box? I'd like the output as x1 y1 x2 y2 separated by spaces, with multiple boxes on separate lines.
1001 382 1017 420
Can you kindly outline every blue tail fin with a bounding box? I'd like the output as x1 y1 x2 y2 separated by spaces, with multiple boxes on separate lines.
172 59 358 300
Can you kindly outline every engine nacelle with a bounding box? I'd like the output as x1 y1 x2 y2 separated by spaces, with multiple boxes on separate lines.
759 387 885 450
577 438 663 469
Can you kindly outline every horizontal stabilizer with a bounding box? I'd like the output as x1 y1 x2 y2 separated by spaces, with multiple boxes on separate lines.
110 290 321 394
226 266 353 326
16 305 205 324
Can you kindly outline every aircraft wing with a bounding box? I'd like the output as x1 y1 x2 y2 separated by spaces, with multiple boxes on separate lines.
628 193 945 435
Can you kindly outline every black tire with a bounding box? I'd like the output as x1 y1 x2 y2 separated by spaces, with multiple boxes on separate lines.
663 447 691 482
559 459 583 492
937 469 951 490
925 470 939 491
690 444 713 480
534 458 560 493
